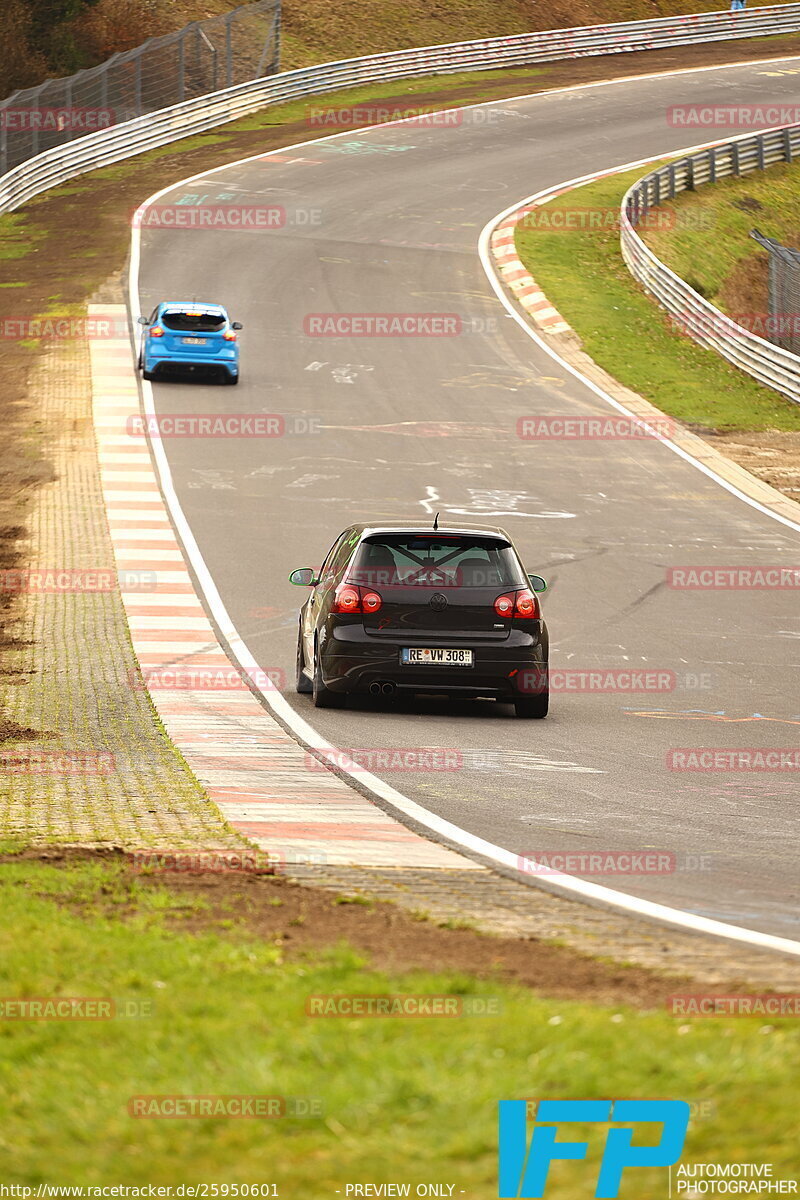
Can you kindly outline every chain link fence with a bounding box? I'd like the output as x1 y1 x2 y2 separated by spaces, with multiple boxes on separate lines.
750 228 800 355
0 0 280 175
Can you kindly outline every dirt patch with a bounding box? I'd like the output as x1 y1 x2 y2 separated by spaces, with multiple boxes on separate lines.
4 846 700 1008
707 428 800 497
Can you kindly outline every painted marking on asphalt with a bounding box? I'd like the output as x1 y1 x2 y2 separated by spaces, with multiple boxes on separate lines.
126 68 800 956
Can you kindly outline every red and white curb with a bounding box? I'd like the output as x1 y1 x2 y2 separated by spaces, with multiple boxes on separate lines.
89 306 479 872
489 184 607 336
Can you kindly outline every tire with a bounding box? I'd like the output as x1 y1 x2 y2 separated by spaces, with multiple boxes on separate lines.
142 367 156 381
514 689 549 719
312 642 344 708
224 370 239 385
296 626 312 694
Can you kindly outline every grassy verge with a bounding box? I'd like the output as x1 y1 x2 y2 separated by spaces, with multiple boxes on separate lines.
514 166 800 433
640 158 800 317
0 854 797 1190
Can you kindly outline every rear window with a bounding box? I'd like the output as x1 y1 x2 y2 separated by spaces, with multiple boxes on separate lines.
348 535 525 589
161 311 226 333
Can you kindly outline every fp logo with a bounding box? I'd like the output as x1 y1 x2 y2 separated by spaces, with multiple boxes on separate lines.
498 1099 689 1198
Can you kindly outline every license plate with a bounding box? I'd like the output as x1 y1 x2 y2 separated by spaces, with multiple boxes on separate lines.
401 648 473 667
182 336 207 345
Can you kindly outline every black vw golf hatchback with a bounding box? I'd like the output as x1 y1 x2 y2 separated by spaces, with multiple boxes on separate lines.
290 523 549 718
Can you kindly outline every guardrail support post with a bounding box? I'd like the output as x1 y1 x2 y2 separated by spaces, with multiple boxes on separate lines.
225 12 234 88
686 157 694 191
30 84 46 157
64 79 73 140
731 142 739 176
784 127 792 163
178 32 186 103
668 163 676 199
757 135 765 170
709 146 716 184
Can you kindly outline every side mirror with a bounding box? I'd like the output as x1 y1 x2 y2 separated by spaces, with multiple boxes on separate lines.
528 574 547 593
289 567 316 586
137 316 148 325
232 321 243 330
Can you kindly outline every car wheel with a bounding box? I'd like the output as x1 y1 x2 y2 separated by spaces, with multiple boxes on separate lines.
296 626 312 694
224 370 239 385
312 642 343 708
514 689 549 719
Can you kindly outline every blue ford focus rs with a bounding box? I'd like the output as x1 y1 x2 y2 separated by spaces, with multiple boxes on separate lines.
137 301 242 384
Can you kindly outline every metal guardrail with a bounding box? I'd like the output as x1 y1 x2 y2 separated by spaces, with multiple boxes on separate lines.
621 125 800 403
0 0 281 175
2 3 800 216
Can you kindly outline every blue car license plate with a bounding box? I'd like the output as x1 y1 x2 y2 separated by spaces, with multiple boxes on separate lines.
181 336 207 345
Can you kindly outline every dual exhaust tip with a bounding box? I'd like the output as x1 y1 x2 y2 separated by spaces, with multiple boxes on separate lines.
369 680 397 697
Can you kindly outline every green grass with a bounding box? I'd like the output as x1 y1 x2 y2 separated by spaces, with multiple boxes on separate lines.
0 856 797 1191
514 165 800 432
0 212 45 261
641 158 800 308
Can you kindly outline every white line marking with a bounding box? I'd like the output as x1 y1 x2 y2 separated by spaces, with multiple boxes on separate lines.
128 58 800 956
478 181 800 540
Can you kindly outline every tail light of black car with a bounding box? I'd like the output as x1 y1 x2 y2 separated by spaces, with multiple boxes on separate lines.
493 588 540 620
332 583 383 614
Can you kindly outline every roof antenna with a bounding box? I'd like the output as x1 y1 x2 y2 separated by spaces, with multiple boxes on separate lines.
433 511 439 531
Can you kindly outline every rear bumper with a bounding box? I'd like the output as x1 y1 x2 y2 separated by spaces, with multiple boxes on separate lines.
320 623 548 696
144 350 238 376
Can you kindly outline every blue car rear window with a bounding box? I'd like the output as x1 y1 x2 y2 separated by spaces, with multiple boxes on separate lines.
161 312 226 333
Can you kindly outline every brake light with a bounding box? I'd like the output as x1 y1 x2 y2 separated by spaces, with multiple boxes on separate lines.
513 588 539 618
494 593 515 618
223 329 237 341
148 326 164 337
333 584 361 614
494 589 539 619
333 584 383 614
